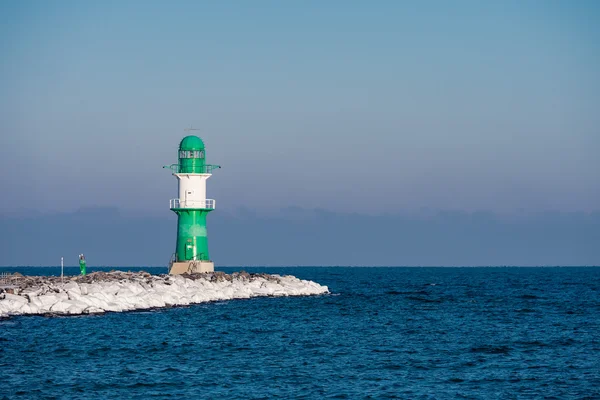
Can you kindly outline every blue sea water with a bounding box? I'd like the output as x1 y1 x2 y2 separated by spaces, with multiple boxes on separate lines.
0 266 599 399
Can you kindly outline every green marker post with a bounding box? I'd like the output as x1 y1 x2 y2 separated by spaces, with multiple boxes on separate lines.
78 254 87 276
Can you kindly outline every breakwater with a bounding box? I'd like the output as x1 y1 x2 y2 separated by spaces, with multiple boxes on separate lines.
0 271 329 317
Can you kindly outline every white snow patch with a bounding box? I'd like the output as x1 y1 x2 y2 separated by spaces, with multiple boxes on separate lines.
0 273 329 317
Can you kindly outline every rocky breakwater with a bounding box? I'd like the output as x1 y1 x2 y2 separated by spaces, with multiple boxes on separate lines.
0 271 329 318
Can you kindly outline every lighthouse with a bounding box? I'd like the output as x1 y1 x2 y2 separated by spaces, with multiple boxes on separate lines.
164 134 220 274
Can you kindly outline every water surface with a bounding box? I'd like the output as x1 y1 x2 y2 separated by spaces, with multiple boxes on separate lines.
1 266 599 399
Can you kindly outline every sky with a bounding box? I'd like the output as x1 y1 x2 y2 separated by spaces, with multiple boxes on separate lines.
1 0 599 216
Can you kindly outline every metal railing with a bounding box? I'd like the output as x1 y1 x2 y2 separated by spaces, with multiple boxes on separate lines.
167 253 176 274
170 198 216 209
0 272 20 288
163 164 221 174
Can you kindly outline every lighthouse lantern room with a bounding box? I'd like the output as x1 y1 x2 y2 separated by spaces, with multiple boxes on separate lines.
164 134 220 274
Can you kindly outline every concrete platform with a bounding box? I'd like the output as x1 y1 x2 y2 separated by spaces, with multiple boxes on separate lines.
170 261 214 275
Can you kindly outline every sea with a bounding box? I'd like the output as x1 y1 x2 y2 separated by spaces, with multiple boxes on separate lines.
1 266 599 399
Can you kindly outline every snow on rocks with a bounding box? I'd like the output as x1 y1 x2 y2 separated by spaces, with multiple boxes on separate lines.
0 271 329 318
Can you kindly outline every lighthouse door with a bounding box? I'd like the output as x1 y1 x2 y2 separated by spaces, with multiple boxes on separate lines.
185 190 194 208
186 242 195 260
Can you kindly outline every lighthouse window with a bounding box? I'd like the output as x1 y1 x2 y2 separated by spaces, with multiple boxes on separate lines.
179 150 204 158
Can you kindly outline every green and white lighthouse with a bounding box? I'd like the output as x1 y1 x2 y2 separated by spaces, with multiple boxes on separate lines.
164 133 220 274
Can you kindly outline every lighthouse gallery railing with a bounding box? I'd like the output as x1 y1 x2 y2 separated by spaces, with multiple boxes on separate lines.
163 164 221 174
170 199 216 210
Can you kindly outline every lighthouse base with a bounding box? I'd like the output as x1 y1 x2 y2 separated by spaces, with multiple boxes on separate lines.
170 261 214 275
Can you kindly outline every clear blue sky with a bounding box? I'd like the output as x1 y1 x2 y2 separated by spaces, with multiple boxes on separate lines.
1 0 598 215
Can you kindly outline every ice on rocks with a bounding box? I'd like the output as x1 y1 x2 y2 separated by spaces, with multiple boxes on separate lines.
0 271 329 318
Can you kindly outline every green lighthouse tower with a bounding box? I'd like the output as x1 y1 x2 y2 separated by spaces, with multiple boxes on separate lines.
164 133 220 274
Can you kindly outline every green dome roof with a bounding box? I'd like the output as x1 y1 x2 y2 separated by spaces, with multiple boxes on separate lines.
179 135 205 150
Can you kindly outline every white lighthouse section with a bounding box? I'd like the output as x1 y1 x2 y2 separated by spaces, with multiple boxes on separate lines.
170 173 216 209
